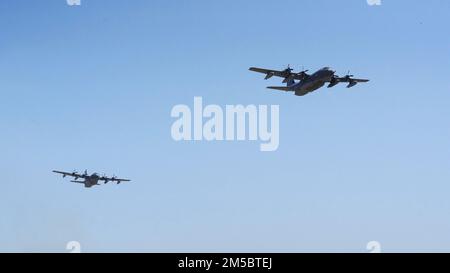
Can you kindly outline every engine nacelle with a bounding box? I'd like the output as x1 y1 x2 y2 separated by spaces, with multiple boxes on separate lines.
327 80 339 88
264 72 274 80
282 75 295 83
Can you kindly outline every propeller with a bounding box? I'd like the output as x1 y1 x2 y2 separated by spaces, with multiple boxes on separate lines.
284 64 293 73
101 173 110 184
282 65 309 83
343 71 358 88
342 70 354 80
111 175 121 184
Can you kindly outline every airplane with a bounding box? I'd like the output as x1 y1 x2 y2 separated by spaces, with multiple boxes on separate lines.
249 66 369 96
53 170 131 188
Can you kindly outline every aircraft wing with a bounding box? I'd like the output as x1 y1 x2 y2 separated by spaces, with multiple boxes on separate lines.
333 77 369 83
326 76 369 88
249 67 305 80
249 67 282 75
99 176 131 184
53 170 84 179
113 178 131 182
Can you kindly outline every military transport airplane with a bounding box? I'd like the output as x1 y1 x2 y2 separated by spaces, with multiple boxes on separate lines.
249 66 369 96
53 170 131 188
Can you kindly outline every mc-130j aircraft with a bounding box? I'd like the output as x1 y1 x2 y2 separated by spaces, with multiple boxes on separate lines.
53 170 131 188
249 65 369 96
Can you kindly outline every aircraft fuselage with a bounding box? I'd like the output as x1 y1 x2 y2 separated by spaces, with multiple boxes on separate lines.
290 67 335 96
84 175 100 188
73 175 100 188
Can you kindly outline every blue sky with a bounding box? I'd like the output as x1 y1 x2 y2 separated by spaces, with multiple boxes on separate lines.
1 0 450 252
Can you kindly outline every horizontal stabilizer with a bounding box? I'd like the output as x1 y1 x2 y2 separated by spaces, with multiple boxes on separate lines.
267 86 291 92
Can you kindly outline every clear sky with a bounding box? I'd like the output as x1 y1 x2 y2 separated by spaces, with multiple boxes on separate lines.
1 0 450 252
